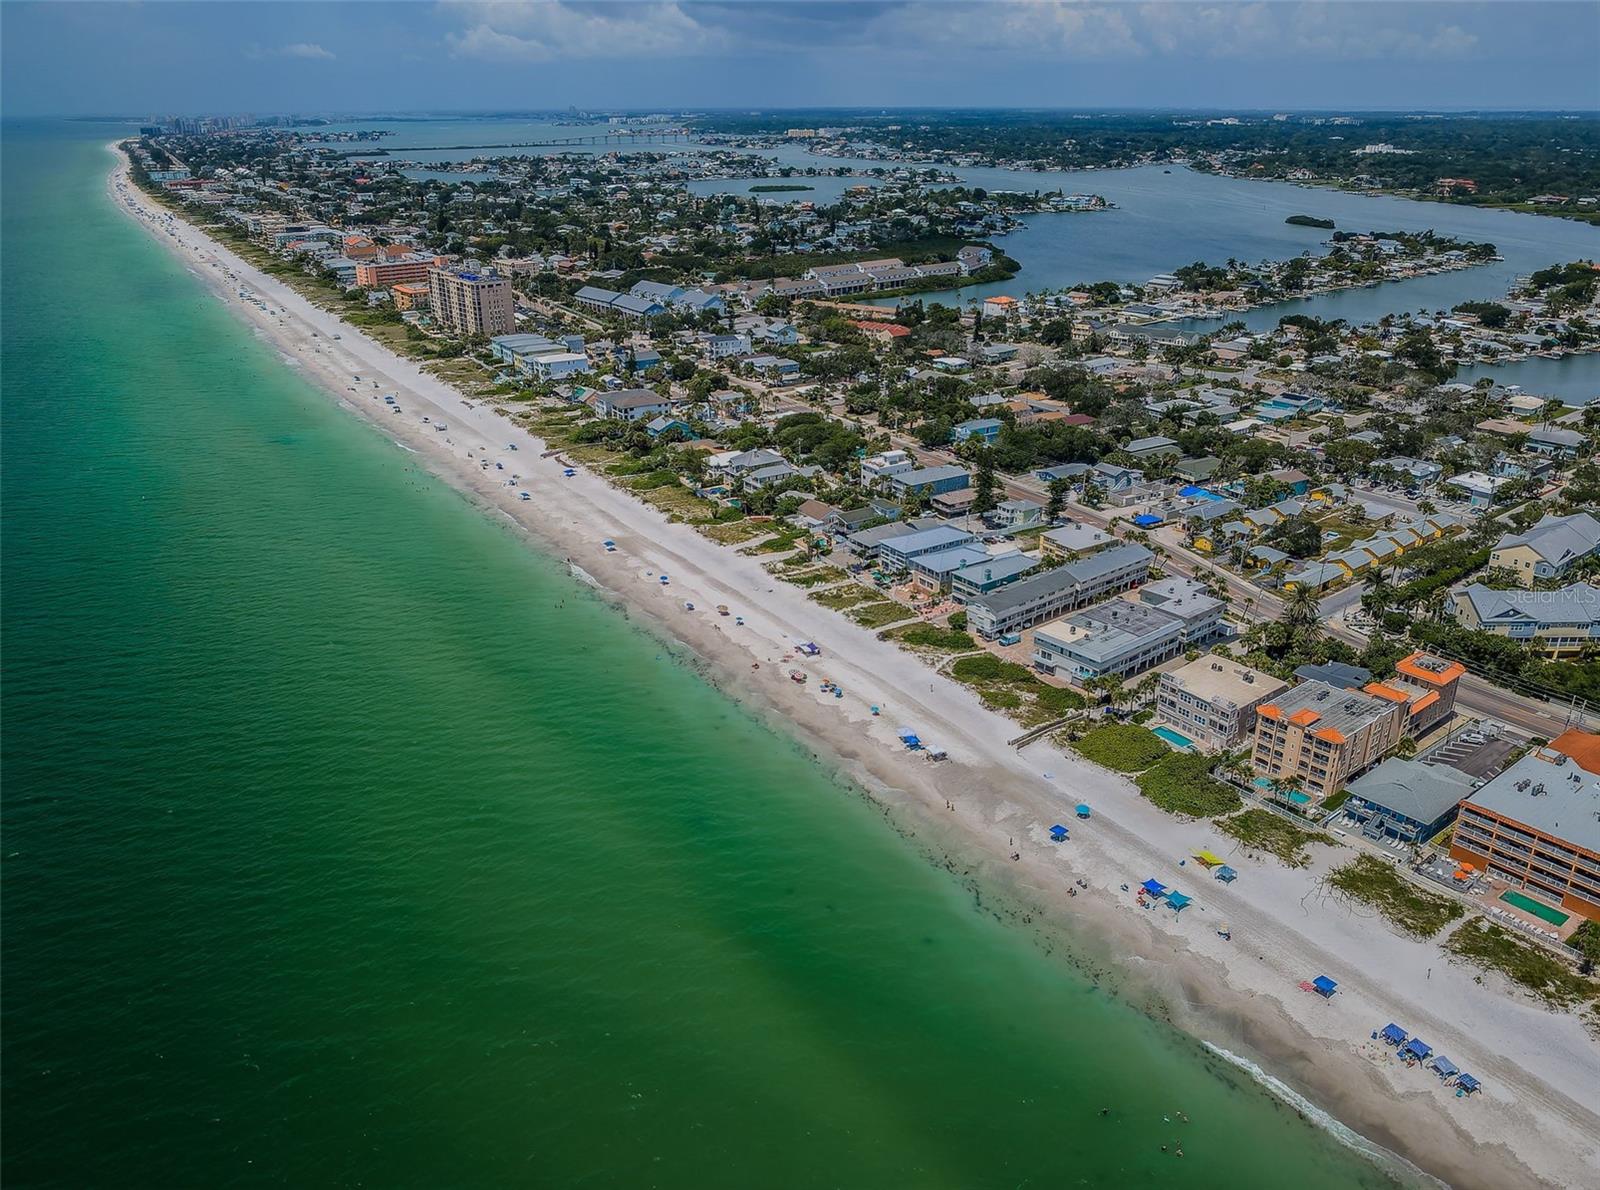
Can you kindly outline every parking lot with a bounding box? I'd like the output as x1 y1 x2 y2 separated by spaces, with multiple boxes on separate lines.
1423 731 1519 780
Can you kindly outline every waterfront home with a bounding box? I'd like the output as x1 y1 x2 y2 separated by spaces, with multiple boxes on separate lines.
1156 657 1288 751
1527 427 1587 458
1490 512 1600 583
845 517 943 559
1342 759 1477 844
876 525 978 570
1450 582 1600 657
950 552 1038 601
591 389 675 421
645 415 692 438
982 296 1019 320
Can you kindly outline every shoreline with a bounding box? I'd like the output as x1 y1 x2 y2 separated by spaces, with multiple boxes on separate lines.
110 146 1600 1190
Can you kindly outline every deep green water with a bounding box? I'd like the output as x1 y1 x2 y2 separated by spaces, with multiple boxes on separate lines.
3 121 1403 1188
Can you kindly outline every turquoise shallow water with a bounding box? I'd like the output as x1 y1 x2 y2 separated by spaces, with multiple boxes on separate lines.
2 121 1405 1188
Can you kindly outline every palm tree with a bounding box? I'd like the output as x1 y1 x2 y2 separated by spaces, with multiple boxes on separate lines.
1283 582 1321 634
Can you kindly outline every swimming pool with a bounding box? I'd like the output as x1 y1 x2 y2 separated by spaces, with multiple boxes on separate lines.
1152 726 1196 750
1499 889 1570 927
1252 777 1310 804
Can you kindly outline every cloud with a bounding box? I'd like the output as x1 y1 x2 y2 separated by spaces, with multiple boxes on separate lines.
444 1 732 62
278 42 336 60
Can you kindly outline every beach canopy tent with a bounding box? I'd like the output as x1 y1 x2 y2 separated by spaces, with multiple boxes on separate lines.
1141 879 1168 897
1311 976 1338 998
897 728 922 749
1431 1056 1460 1080
1380 1024 1408 1046
1075 803 1092 819
1401 1038 1433 1061
1166 891 1194 912
1194 850 1225 868
1215 865 1238 883
1456 1073 1481 1095
1049 824 1069 842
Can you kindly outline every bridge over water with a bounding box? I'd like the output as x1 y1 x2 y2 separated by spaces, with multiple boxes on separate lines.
382 131 694 153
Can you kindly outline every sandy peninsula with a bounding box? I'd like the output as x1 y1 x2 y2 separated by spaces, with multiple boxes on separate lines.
111 147 1600 1190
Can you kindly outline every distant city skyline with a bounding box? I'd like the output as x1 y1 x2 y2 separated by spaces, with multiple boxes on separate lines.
3 1 1598 117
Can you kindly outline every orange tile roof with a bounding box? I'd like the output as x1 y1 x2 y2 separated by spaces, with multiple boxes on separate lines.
1549 729 1600 775
986 295 1018 306
1288 708 1322 726
1258 704 1282 720
1408 690 1441 717
1312 727 1347 744
1395 653 1466 687
1363 682 1413 704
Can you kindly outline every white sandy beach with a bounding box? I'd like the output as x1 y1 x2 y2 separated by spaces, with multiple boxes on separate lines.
112 149 1600 1190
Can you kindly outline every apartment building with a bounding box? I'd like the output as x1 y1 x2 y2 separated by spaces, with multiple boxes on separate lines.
1358 651 1464 739
1156 657 1288 751
967 543 1153 640
354 254 446 289
1032 578 1223 684
428 267 515 338
1250 681 1405 801
1450 750 1600 922
1450 582 1600 659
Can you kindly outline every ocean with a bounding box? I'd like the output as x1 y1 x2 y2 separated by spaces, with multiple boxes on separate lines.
3 119 1408 1187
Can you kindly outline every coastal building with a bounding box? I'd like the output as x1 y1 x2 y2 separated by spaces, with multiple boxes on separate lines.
1342 758 1478 845
428 267 515 338
876 525 977 569
949 552 1039 601
590 388 674 422
1250 681 1406 801
952 418 1003 444
862 449 916 485
886 465 971 499
1449 582 1600 658
1031 579 1223 684
1449 749 1600 922
354 254 448 289
391 281 430 311
1358 652 1465 740
1489 512 1600 585
966 543 1153 640
1155 657 1288 751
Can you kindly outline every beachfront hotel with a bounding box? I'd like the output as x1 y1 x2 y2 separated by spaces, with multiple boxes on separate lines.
1250 681 1406 801
1449 748 1600 922
428 267 515 338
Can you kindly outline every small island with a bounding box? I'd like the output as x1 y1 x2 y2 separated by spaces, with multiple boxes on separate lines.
1286 214 1336 229
749 183 814 193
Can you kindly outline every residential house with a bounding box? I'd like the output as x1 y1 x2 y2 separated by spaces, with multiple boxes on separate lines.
953 418 1004 444
887 465 971 499
592 389 674 421
1490 513 1600 585
1342 759 1478 844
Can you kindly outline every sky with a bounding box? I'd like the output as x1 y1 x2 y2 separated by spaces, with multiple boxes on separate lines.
3 1 1598 117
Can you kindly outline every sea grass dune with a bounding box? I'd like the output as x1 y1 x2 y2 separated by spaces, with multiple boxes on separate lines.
107 142 1600 1190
